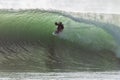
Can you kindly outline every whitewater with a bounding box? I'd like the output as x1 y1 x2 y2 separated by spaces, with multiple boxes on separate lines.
0 72 119 80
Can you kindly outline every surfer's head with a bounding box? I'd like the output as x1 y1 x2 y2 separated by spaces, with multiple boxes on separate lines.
59 22 62 25
55 22 63 26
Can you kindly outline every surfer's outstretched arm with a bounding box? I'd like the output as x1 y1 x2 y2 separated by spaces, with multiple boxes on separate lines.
55 22 58 25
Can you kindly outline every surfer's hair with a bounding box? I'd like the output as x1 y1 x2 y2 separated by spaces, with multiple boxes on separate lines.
59 22 62 24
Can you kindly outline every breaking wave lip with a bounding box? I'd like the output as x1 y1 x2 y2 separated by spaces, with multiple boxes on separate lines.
0 9 120 72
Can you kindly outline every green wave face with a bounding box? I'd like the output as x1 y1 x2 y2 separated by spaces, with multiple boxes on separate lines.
0 10 119 72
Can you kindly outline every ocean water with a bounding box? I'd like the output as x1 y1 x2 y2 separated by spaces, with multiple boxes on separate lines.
0 72 120 80
0 9 120 79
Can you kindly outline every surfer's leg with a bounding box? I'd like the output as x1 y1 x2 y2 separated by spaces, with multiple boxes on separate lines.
59 29 63 32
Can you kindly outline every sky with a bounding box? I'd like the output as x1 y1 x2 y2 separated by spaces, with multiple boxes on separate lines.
0 0 120 14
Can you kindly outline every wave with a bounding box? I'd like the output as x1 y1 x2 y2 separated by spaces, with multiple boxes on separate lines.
0 9 119 72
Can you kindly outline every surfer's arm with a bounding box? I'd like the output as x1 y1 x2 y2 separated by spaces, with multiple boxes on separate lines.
55 22 58 25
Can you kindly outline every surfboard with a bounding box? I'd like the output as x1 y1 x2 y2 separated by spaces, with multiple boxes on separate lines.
52 31 60 36
52 29 63 36
52 31 62 36
52 32 57 36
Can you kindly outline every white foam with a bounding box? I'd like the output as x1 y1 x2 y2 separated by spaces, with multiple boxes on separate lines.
0 72 120 80
0 0 120 14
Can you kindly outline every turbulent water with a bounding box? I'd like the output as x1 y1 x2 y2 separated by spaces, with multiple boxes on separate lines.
0 9 120 72
0 72 120 80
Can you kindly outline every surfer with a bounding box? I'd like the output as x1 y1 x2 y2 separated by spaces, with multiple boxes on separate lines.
55 22 64 34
